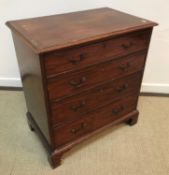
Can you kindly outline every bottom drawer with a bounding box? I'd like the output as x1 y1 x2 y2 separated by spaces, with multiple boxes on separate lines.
54 95 138 147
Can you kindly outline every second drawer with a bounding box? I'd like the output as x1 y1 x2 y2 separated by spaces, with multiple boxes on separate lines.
51 72 142 126
47 52 146 100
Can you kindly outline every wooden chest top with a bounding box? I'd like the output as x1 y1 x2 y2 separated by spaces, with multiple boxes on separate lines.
6 7 157 53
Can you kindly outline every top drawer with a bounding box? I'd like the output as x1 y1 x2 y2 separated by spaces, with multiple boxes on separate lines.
44 29 151 77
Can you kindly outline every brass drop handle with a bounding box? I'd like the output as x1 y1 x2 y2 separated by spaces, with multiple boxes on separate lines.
118 62 131 71
121 42 133 50
70 100 86 112
112 105 124 115
69 53 86 64
116 84 128 92
71 122 87 134
69 76 86 88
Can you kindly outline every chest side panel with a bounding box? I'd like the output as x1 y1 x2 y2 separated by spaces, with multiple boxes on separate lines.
12 33 51 144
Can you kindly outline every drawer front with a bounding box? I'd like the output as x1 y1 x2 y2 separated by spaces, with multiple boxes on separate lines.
44 29 151 77
47 52 146 100
54 95 137 147
51 72 142 126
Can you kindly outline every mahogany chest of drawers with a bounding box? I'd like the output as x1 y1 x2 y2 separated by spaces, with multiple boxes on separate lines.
6 7 157 168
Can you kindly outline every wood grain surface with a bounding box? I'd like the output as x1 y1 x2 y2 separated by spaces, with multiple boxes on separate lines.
6 8 157 53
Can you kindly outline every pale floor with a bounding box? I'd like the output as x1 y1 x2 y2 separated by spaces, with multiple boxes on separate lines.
0 90 169 175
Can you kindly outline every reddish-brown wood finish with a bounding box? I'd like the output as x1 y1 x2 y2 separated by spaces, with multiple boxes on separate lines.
6 8 157 168
54 95 138 147
50 72 142 126
44 30 151 77
12 33 51 143
6 8 157 53
47 52 146 100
